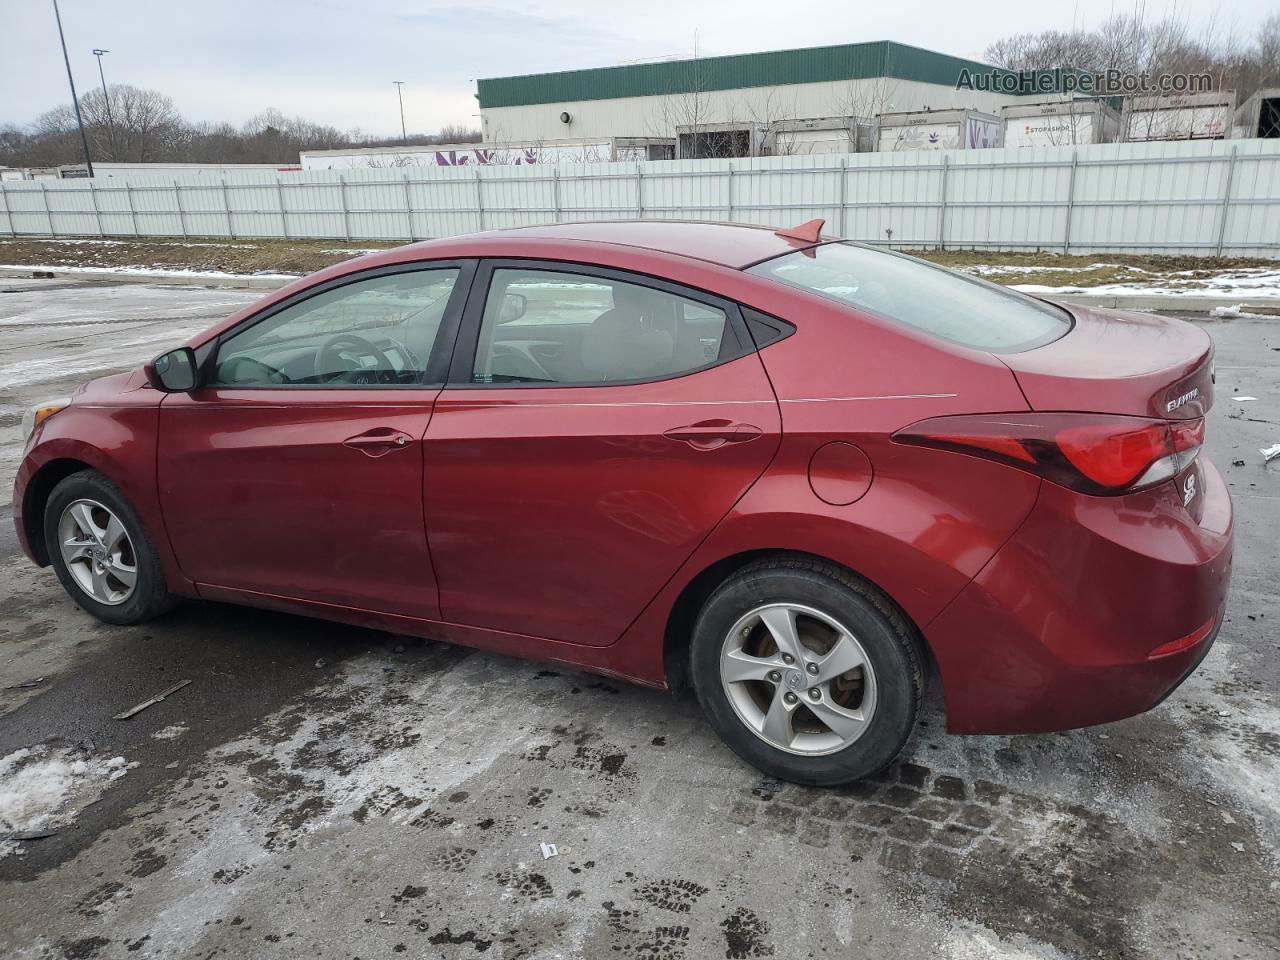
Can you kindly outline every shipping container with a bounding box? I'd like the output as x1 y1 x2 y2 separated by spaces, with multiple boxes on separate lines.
873 109 1001 151
1232 88 1280 139
769 116 874 155
1000 99 1120 147
1123 92 1236 142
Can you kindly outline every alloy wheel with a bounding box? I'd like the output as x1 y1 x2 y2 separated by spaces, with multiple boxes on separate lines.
719 602 878 756
57 498 138 606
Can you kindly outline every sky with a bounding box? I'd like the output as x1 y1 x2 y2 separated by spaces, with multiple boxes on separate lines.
1 0 1273 136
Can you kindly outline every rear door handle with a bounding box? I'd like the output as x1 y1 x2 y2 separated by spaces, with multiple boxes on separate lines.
343 428 414 457
663 419 763 450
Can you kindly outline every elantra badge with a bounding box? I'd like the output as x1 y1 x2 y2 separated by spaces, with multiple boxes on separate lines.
1167 388 1199 413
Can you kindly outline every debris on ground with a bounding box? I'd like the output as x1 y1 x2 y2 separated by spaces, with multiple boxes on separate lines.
4 677 45 690
1261 444 1280 463
1232 396 1258 401
1233 458 1247 466
539 842 559 860
0 830 57 842
113 680 192 720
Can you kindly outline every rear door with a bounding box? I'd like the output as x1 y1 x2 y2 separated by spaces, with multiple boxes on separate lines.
159 262 474 618
423 260 781 646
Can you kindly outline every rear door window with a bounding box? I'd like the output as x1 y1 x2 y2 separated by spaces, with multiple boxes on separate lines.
470 268 731 385
748 243 1071 352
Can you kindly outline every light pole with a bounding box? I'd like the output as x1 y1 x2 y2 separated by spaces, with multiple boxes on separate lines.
52 0 94 177
92 48 117 161
393 81 406 144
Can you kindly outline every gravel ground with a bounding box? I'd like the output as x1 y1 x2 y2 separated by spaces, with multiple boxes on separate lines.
0 278 1277 960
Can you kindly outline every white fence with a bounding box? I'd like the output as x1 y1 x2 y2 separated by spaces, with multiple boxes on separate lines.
1 139 1278 257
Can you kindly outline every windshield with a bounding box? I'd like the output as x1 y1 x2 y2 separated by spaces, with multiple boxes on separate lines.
748 243 1072 352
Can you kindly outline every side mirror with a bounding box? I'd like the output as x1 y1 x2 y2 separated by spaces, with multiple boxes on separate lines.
498 292 528 324
146 347 199 392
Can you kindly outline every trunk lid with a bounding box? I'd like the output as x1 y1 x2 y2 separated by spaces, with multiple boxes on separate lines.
998 304 1214 421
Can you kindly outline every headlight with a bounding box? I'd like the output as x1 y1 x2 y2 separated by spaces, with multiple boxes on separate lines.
21 397 72 444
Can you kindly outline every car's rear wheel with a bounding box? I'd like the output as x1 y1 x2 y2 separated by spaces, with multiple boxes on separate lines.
690 556 923 785
44 470 176 625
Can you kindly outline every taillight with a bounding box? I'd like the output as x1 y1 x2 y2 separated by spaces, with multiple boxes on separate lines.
893 413 1203 496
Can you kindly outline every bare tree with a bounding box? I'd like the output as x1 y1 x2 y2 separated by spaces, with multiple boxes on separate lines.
829 75 898 152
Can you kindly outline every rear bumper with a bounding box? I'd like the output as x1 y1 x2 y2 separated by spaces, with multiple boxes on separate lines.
926 457 1233 734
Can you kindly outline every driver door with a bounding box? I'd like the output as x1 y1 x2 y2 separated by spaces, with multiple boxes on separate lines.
157 262 474 618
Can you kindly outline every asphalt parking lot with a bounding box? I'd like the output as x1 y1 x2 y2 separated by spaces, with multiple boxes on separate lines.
1 277 1277 960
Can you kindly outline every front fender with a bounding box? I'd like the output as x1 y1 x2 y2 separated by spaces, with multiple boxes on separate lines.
15 403 191 594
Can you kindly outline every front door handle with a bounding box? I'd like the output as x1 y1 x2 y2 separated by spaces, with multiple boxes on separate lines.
663 419 763 450
343 428 414 458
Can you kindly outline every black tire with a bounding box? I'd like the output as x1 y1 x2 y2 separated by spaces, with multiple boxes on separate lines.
43 469 177 625
690 556 923 786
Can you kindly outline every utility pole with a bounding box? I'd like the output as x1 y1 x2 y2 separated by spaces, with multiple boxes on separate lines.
53 0 94 177
393 81 407 144
92 48 117 161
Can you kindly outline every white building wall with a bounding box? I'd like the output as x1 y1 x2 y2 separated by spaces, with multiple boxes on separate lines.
481 78 1022 143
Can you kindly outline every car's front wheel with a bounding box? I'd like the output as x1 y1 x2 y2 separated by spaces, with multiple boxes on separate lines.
691 556 923 785
44 470 177 625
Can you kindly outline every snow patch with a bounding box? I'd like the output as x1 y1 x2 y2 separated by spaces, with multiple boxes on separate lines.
1210 304 1275 319
151 724 189 741
0 745 137 857
943 922 1071 960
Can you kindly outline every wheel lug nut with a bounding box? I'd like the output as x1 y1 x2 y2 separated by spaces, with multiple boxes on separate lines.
808 688 821 701
784 692 798 704
806 663 819 675
782 654 795 665
768 670 781 682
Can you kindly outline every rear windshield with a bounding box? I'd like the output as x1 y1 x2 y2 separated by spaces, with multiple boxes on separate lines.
748 243 1071 351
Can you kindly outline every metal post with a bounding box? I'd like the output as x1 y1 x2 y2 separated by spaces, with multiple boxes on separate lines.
339 174 351 241
276 180 289 238
1063 151 1078 255
402 174 415 241
124 182 138 235
838 158 848 237
0 184 13 237
92 49 117 161
552 168 561 223
474 168 484 231
88 177 104 236
636 164 644 218
726 163 734 222
41 181 54 235
1215 146 1238 258
174 182 187 238
937 155 949 250
51 0 93 177
221 178 235 238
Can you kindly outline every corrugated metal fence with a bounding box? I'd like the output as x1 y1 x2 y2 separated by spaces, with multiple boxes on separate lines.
2 139 1278 257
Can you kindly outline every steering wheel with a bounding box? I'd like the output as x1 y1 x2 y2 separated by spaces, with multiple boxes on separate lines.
315 333 395 384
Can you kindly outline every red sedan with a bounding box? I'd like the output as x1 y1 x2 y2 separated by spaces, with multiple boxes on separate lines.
13 220 1232 785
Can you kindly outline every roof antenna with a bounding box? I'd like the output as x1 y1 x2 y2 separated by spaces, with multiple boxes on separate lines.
775 218 826 243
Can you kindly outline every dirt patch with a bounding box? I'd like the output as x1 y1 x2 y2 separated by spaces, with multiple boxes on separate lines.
0 237 396 276
3 237 1277 292
916 249 1279 290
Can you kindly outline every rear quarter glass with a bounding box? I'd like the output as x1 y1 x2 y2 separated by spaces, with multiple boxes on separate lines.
747 243 1072 353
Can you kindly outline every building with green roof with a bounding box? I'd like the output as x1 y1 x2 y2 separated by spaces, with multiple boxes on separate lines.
476 41 1054 156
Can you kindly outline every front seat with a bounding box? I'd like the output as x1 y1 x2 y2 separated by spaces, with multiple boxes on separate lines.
580 284 675 381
